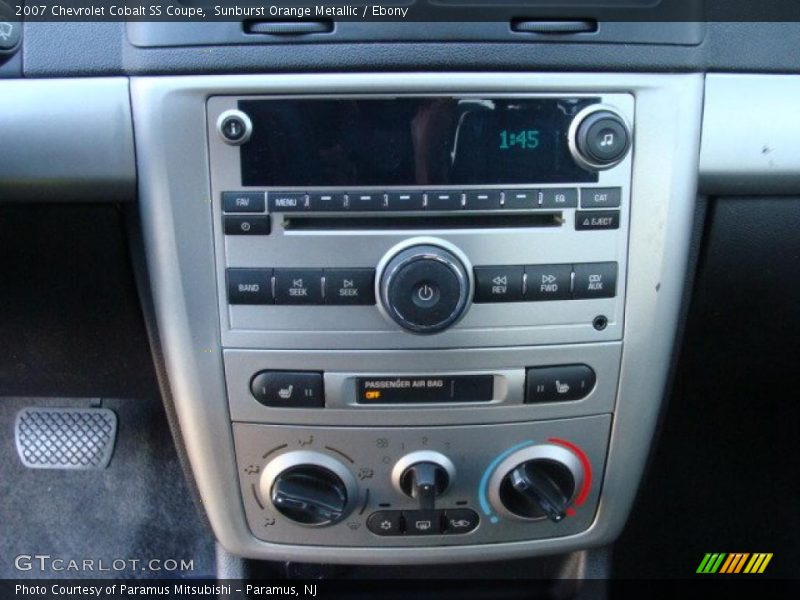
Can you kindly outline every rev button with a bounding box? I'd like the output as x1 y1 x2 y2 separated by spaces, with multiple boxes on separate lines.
474 266 524 303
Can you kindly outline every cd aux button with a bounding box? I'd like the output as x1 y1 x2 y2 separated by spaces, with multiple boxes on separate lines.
573 262 617 299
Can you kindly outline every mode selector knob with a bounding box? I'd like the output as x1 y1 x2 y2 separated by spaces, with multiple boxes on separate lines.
260 450 358 527
378 240 472 334
569 107 631 170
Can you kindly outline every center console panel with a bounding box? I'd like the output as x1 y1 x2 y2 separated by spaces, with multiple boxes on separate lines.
131 73 702 563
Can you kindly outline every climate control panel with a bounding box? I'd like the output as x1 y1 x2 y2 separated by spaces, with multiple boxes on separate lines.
234 416 610 546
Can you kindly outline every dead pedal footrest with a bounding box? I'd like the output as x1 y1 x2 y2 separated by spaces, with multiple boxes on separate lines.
14 407 117 469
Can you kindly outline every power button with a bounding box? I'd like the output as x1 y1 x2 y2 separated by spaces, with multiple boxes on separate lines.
379 243 471 334
413 283 440 308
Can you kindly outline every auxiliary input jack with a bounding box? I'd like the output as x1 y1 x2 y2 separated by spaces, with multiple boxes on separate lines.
592 315 608 331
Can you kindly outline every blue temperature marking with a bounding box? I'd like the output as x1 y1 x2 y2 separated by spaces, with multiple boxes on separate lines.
478 440 535 523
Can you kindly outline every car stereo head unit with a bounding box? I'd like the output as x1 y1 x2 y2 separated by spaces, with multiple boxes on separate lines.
207 93 633 351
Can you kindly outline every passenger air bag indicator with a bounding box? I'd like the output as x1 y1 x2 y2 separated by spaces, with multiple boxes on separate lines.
357 376 494 404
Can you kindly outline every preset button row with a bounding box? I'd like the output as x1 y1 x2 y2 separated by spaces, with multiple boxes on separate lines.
474 263 617 302
227 268 375 305
262 187 621 212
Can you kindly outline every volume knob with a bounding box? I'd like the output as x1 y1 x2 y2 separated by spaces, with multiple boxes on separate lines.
378 240 472 334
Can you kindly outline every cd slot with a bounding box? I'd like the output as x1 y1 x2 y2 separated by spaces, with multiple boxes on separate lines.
283 212 563 231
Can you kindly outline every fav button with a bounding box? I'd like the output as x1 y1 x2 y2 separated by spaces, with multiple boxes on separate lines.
222 191 265 213
573 262 617 299
524 265 572 301
250 371 324 408
473 266 524 303
324 268 376 305
274 269 324 304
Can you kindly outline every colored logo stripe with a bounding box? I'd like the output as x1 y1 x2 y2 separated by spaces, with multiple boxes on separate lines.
697 552 773 574
697 553 726 573
744 553 773 574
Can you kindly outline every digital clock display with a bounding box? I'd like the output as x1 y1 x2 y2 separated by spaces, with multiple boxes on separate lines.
499 129 541 151
239 97 599 186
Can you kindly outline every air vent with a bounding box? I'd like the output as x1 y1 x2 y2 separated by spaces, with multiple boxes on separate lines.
244 20 334 36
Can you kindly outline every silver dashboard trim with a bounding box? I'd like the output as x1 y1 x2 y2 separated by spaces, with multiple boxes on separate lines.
131 72 703 563
700 74 800 195
0 78 136 202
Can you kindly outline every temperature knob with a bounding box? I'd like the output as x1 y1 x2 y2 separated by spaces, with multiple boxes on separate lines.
260 450 358 526
488 443 585 522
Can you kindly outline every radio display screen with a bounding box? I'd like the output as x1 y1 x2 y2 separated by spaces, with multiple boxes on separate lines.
238 97 599 186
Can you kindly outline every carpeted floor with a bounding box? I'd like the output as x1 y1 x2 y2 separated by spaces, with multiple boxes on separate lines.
0 396 216 579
